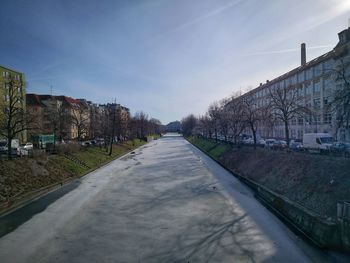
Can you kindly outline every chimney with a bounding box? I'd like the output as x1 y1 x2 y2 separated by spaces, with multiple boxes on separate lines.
301 43 306 66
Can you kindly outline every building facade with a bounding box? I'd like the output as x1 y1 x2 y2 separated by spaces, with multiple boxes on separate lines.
0 65 27 142
27 94 90 141
27 94 131 141
239 27 350 142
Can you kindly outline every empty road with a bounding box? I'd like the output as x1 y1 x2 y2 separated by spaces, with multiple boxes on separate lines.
0 135 340 262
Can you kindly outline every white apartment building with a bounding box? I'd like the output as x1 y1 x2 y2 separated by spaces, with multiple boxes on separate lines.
240 26 350 142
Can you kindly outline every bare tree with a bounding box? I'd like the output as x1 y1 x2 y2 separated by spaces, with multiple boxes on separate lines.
226 96 246 144
208 102 221 141
329 59 350 139
217 99 230 141
0 76 29 159
198 114 213 139
241 95 261 149
268 85 307 146
70 103 89 141
181 114 198 137
149 118 162 135
133 111 149 139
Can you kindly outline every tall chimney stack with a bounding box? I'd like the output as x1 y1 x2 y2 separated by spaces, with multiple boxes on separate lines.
301 43 306 66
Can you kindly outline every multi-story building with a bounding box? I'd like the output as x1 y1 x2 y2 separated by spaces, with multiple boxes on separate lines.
27 94 90 141
101 103 130 140
0 65 27 142
27 94 131 141
238 26 350 142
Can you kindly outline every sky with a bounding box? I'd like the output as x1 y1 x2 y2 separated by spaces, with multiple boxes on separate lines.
0 0 349 124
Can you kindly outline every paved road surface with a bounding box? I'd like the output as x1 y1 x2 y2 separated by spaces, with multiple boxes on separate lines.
0 135 343 262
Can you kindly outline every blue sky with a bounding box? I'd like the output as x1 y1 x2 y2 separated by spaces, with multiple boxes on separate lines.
0 0 349 124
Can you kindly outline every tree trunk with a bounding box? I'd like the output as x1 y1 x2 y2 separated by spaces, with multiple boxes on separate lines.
252 126 257 150
7 137 12 160
284 121 290 147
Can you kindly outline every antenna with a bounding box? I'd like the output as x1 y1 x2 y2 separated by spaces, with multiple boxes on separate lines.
50 85 53 96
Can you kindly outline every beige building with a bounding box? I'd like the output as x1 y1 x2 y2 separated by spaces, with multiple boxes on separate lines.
27 94 90 141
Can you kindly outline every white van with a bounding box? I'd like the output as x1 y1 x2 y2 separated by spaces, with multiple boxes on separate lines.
0 139 20 154
303 133 333 151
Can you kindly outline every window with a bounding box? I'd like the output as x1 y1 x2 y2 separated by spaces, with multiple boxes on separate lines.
298 72 305 82
279 81 284 89
313 98 321 108
323 60 333 72
313 114 321 125
305 83 312 95
313 81 321 93
336 84 342 90
314 64 322 77
323 77 332 91
291 118 296 125
291 129 296 138
297 130 303 139
323 96 329 106
297 86 303 97
323 113 332 124
298 117 304 125
306 68 313 80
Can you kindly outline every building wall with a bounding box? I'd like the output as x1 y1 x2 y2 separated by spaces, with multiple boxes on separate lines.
239 27 350 142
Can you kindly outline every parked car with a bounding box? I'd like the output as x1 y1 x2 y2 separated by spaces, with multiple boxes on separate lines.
80 141 90 147
96 138 105 146
289 139 303 151
0 140 7 153
23 142 33 150
242 138 254 145
272 140 287 150
0 139 20 155
330 142 350 155
258 139 266 146
17 146 28 156
265 139 276 148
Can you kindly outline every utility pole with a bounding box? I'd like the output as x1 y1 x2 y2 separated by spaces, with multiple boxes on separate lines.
109 98 116 156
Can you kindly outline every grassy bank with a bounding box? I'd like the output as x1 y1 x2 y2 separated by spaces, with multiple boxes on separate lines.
0 139 146 206
188 136 350 218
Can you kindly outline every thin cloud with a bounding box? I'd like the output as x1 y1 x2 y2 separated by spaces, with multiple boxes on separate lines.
168 0 242 34
150 0 243 43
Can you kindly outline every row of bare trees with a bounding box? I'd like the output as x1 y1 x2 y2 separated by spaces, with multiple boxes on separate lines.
182 62 350 148
0 76 164 159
